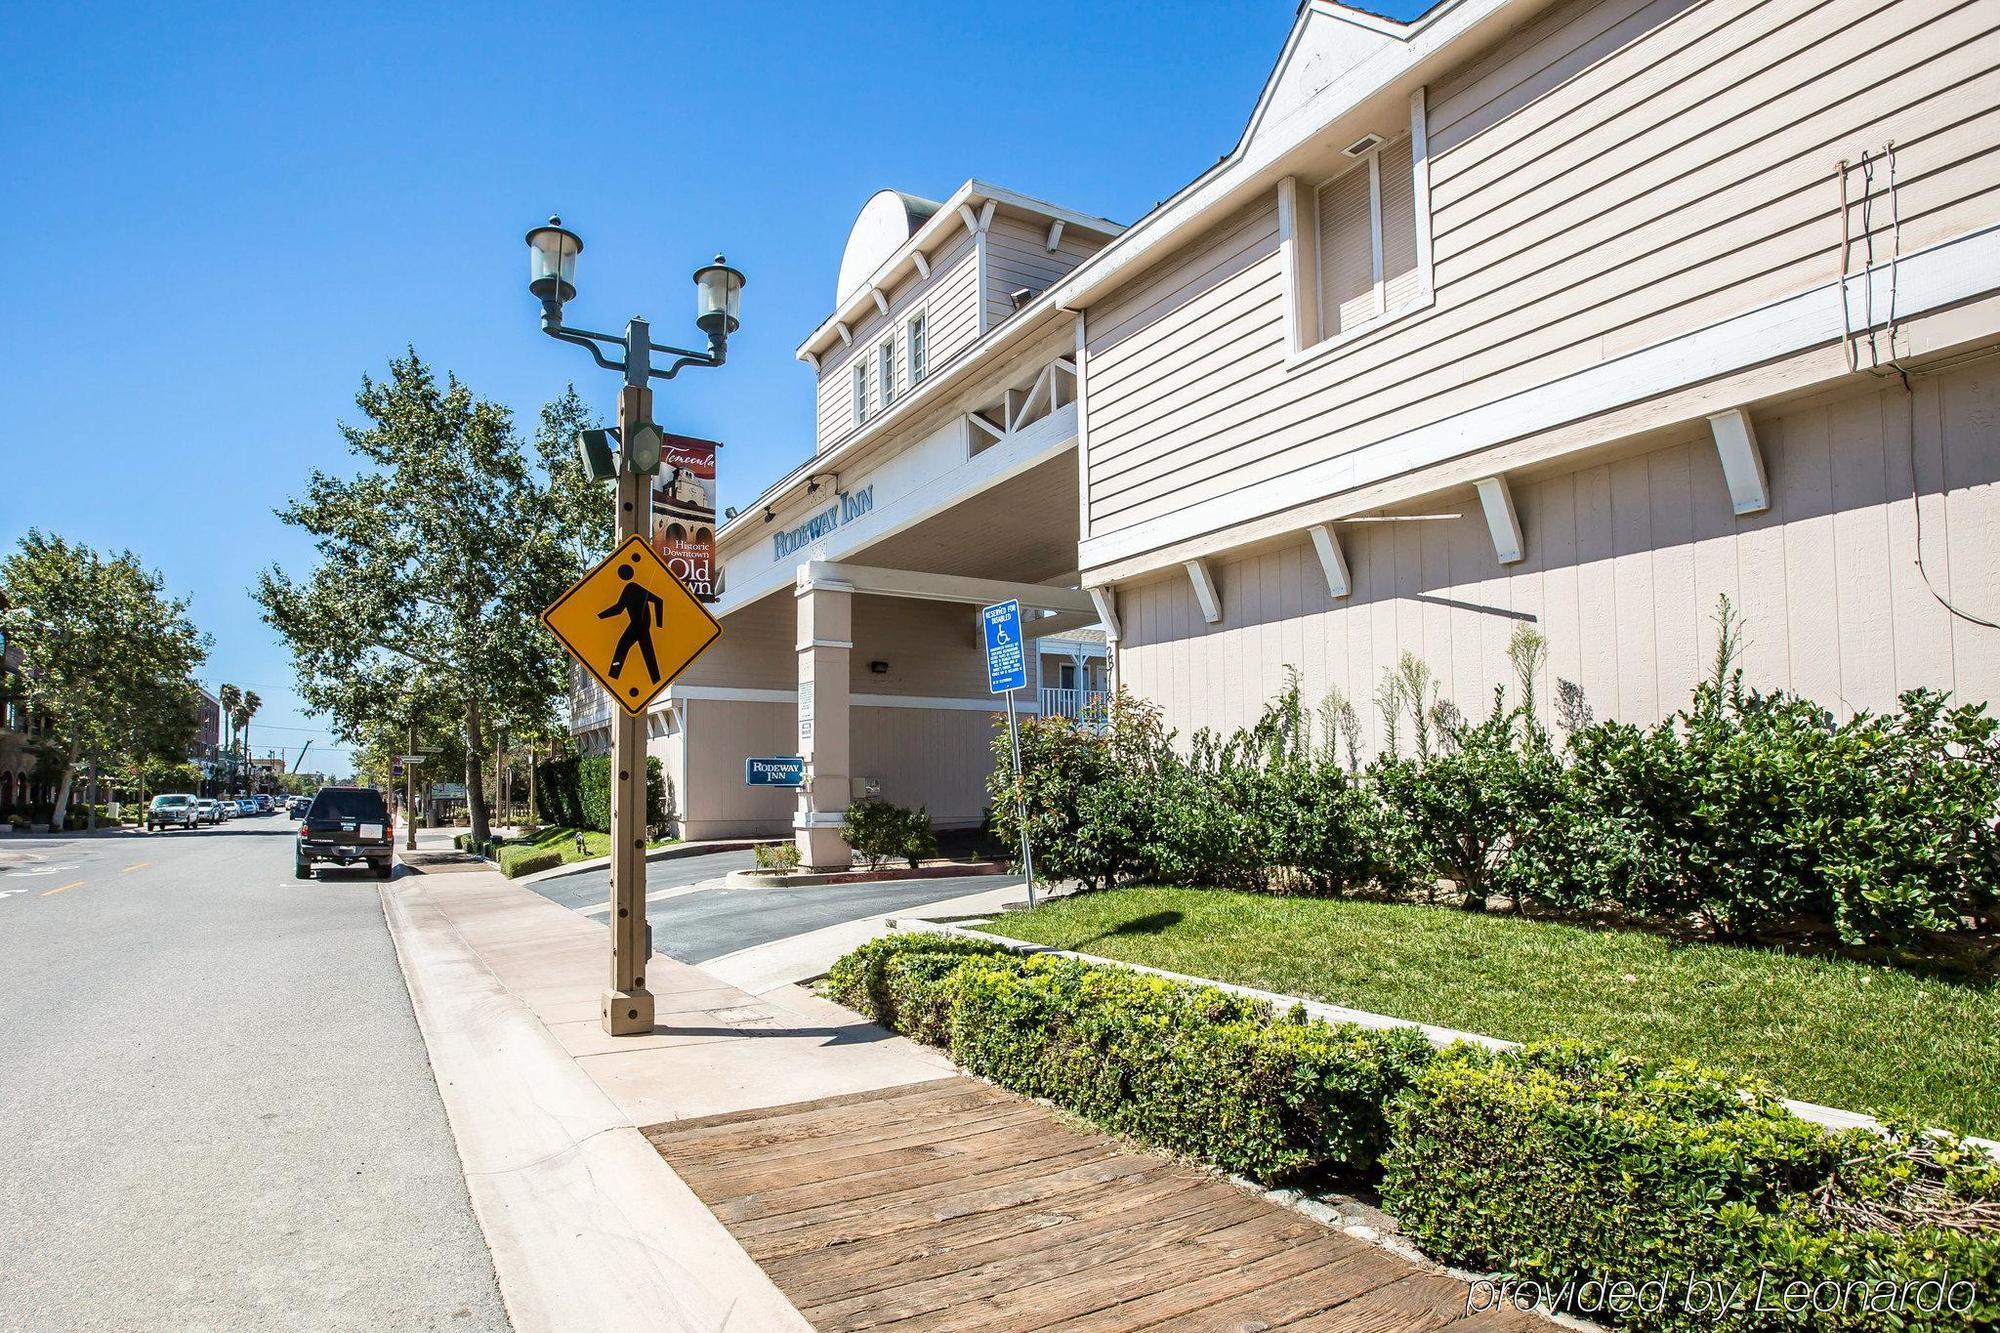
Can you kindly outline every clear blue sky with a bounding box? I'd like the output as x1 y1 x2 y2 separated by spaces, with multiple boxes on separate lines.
2 1 1425 774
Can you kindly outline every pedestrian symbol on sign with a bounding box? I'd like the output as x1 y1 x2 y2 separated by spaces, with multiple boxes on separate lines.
599 562 665 691
541 535 722 717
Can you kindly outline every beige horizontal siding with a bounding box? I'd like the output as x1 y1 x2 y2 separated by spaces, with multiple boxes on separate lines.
984 212 1106 329
815 231 980 451
1082 0 2000 553
1114 361 2000 748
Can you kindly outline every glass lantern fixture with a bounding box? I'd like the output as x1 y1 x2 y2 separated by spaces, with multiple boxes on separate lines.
525 216 583 305
693 256 745 337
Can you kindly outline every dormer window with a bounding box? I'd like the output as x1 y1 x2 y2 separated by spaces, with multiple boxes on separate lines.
908 313 927 384
852 362 868 425
879 339 897 406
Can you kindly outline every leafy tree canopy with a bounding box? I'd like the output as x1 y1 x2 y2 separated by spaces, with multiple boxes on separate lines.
0 530 210 827
256 350 604 840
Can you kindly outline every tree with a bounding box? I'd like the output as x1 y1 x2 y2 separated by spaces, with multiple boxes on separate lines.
256 353 604 843
238 690 262 787
0 532 209 829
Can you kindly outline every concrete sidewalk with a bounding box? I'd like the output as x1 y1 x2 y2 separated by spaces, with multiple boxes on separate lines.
382 861 955 1332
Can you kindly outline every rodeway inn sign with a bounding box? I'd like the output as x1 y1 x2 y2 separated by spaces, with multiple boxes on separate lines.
771 486 874 559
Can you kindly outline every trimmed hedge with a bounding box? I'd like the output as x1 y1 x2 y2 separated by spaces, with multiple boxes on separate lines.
533 754 669 833
1384 1043 2000 1330
828 933 2000 1330
497 845 562 878
828 933 1433 1182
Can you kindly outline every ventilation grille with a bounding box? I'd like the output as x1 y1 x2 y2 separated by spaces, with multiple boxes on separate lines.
1342 133 1384 157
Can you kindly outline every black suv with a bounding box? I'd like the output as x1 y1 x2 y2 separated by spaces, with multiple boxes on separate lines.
296 786 394 880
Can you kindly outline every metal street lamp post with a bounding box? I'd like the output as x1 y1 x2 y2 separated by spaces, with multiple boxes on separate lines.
523 216 744 1037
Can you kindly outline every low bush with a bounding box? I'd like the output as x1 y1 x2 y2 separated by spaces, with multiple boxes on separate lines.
752 841 801 873
829 933 1434 1182
841 799 936 869
828 935 1999 1330
1383 1042 2000 1330
497 845 561 878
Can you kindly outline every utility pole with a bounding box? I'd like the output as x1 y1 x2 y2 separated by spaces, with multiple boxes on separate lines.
606 379 655 1034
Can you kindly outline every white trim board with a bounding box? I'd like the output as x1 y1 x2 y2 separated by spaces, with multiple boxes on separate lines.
715 404 1078 618
1078 224 2000 574
670 685 1032 714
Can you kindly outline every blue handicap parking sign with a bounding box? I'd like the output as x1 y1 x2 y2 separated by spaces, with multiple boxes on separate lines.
983 599 1027 694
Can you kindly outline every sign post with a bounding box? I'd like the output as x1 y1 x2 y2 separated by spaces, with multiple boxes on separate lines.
982 599 1036 908
540 384 723 1037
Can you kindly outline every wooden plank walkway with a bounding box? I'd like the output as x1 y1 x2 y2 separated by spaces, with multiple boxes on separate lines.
642 1077 1545 1332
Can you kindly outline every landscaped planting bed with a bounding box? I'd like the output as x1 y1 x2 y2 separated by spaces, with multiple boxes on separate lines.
974 886 2000 1139
827 933 2000 1331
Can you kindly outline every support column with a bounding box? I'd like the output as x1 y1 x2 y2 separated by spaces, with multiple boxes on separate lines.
794 573 854 870
603 382 655 1036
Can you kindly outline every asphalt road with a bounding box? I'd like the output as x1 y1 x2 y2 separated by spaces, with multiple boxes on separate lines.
0 818 508 1331
528 851 1022 963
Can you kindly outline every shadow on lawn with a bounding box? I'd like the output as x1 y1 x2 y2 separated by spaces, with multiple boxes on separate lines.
1072 909 1184 952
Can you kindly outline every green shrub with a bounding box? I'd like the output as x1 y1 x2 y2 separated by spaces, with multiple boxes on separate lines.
825 933 1021 1045
532 755 668 834
498 845 561 878
986 693 1168 890
1383 1042 2000 1330
829 934 1434 1182
752 841 801 873
841 799 935 870
1819 689 2000 945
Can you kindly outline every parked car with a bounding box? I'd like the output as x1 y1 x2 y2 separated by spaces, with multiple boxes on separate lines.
254 794 273 814
235 798 257 816
296 786 394 880
146 794 200 831
194 798 223 826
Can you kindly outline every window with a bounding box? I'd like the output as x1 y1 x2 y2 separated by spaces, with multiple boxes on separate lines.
879 339 897 406
852 361 868 425
908 312 927 383
1316 134 1419 341
1281 90 1432 356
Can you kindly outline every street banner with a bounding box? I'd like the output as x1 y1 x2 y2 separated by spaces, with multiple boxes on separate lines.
653 434 720 602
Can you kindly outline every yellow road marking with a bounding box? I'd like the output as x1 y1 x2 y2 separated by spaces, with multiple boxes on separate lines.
121 862 151 873
42 880 87 896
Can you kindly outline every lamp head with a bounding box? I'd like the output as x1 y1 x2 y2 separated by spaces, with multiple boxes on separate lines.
526 216 583 305
693 255 745 337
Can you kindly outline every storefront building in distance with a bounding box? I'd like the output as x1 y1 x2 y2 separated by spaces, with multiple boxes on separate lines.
573 0 2000 868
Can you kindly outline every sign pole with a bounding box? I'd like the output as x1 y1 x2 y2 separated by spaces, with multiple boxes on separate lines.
1005 688 1036 908
405 719 416 850
605 381 656 1036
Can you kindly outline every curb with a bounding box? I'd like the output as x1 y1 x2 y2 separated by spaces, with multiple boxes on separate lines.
727 861 1011 889
512 839 765 885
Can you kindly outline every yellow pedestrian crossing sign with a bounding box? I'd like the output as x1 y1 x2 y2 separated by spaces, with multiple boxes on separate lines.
542 535 722 716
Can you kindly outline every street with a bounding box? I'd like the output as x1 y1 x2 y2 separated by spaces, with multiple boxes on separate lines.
526 851 1023 963
0 820 507 1332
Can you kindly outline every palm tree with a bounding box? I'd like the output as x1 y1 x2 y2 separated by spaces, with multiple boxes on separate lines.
218 684 242 792
241 691 261 790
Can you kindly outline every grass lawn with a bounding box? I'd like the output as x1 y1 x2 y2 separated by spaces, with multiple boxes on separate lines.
511 825 674 865
977 887 2000 1138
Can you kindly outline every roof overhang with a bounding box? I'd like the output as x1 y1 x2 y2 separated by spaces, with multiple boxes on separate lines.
795 180 1123 363
1046 0 1532 315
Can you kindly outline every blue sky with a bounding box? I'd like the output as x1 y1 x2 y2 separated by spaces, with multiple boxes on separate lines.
1 1 1425 773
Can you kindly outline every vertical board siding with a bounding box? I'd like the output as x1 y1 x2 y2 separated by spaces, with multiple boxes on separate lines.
1114 362 2000 749
1081 0 2000 548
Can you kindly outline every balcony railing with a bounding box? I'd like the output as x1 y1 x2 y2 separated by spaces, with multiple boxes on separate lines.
1039 686 1108 728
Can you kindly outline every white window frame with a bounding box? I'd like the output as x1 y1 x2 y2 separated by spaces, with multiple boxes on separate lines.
907 309 928 384
1280 87 1434 369
878 336 897 406
851 359 868 425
